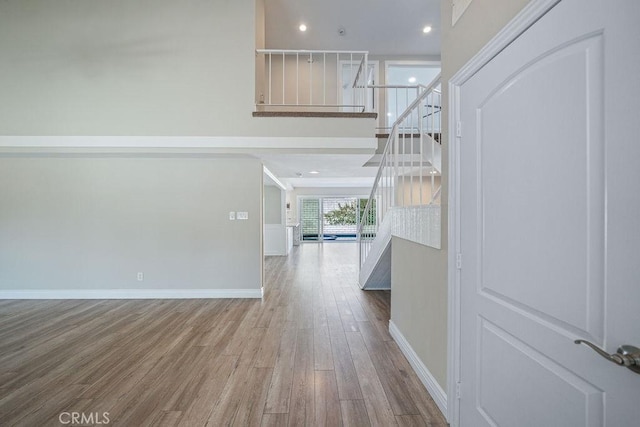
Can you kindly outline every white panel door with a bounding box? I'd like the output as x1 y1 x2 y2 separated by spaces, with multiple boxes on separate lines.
458 0 640 425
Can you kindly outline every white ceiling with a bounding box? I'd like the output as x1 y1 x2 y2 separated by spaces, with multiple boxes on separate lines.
260 153 378 188
265 0 441 56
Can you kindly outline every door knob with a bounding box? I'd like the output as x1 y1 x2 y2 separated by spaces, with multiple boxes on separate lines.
574 339 640 374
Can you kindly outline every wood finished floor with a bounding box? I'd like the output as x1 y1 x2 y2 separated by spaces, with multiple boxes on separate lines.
0 243 447 426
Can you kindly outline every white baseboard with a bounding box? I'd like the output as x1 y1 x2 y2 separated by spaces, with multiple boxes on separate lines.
0 288 264 299
264 251 287 256
389 320 447 418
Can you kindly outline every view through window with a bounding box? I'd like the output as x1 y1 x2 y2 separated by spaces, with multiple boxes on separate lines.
386 62 440 128
299 197 375 242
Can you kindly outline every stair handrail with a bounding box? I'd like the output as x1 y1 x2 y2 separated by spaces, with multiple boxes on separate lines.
358 74 441 268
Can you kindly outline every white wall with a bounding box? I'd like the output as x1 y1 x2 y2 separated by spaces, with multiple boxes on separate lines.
264 184 287 256
441 0 532 76
0 0 248 136
397 176 442 206
0 156 263 295
264 185 283 224
0 0 374 140
0 0 375 298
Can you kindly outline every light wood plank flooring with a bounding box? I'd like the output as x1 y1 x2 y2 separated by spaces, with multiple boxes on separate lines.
0 243 447 426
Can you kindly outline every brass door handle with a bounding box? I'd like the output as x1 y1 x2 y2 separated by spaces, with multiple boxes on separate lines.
575 339 640 374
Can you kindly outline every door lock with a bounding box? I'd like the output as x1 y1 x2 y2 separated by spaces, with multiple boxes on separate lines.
574 339 640 374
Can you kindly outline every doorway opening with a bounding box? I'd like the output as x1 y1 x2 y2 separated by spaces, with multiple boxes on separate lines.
299 196 373 242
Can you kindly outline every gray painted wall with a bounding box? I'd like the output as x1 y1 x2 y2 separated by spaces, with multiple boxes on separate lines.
391 237 448 388
389 0 533 392
0 156 263 291
0 0 373 139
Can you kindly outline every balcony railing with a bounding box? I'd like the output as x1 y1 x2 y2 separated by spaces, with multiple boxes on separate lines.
255 49 440 136
255 49 370 112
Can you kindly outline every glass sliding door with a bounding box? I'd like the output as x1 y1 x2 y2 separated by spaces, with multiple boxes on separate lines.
322 197 358 241
299 196 375 243
300 198 321 241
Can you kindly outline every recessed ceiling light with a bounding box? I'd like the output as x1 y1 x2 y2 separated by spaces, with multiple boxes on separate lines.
387 112 393 117
408 77 417 83
423 25 432 34
309 170 320 174
299 24 307 32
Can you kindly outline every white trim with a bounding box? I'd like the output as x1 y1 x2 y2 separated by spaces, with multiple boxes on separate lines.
446 79 462 426
451 0 561 86
263 165 287 191
446 1 560 426
389 320 447 417
0 136 375 151
281 188 287 225
0 288 264 300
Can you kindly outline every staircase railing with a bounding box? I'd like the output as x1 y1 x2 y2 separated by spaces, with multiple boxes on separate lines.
255 49 369 112
358 74 442 268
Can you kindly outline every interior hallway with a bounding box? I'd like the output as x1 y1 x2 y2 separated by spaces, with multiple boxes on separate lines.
0 243 446 426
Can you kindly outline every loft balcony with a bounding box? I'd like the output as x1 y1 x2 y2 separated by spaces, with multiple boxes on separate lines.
253 49 439 133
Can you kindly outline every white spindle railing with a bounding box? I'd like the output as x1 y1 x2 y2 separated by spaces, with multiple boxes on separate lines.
351 55 370 113
256 49 369 112
359 75 442 268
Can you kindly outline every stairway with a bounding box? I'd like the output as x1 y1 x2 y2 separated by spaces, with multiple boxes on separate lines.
358 75 442 290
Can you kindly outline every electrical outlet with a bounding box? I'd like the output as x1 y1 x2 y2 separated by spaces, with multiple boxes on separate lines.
229 211 236 220
137 272 144 281
237 211 249 220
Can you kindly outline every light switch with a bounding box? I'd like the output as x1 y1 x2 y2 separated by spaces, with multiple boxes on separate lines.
229 211 236 220
237 211 249 220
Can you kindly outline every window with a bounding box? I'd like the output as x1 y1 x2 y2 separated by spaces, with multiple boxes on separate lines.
385 62 440 128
